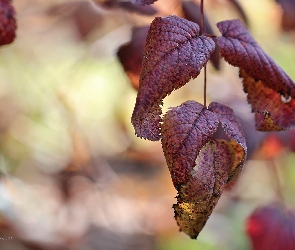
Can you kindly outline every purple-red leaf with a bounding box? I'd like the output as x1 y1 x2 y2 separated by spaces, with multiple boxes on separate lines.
0 0 16 45
216 19 295 131
131 16 215 140
131 0 157 5
117 26 149 90
161 100 247 238
182 1 220 70
161 101 219 187
246 203 295 250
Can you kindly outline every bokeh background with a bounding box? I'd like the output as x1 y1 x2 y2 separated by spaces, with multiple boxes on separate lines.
0 0 295 249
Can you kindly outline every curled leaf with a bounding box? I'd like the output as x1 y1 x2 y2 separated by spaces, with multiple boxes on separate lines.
132 16 215 140
161 100 247 238
208 102 247 182
216 19 295 131
174 140 234 239
161 101 219 187
246 203 295 250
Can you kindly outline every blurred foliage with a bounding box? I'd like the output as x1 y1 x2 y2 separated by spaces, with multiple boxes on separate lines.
0 0 294 249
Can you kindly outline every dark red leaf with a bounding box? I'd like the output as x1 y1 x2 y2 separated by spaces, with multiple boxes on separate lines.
216 19 295 131
161 100 247 238
131 0 157 5
182 1 220 70
95 0 157 16
174 140 234 239
275 0 295 32
0 0 16 45
131 16 215 141
246 203 295 250
117 26 149 90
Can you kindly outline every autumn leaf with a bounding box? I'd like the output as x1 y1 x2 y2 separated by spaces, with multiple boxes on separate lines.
246 203 295 250
216 19 295 131
161 100 247 238
117 26 149 90
174 140 234 239
182 1 220 70
0 0 16 45
161 101 219 187
131 16 215 140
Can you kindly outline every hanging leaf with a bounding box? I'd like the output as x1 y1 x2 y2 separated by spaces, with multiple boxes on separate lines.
246 203 295 250
161 101 219 187
117 26 149 90
0 0 16 45
182 1 220 70
161 100 247 238
131 16 215 141
216 19 295 131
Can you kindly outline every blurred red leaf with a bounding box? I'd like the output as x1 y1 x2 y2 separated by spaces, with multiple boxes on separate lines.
161 100 246 238
117 26 149 90
131 16 215 141
275 0 295 32
182 1 220 70
0 0 16 45
95 0 157 15
131 0 157 5
217 19 295 131
246 203 295 250
227 0 249 27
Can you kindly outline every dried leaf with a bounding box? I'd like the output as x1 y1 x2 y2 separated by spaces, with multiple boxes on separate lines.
182 1 220 70
241 69 295 131
275 0 295 32
216 19 295 131
0 0 16 45
132 16 215 140
161 100 247 238
117 26 149 90
95 0 157 16
174 140 234 239
246 203 295 250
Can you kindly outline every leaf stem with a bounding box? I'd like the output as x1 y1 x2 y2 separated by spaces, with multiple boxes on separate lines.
204 65 207 107
268 159 285 206
200 0 207 107
200 0 205 35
